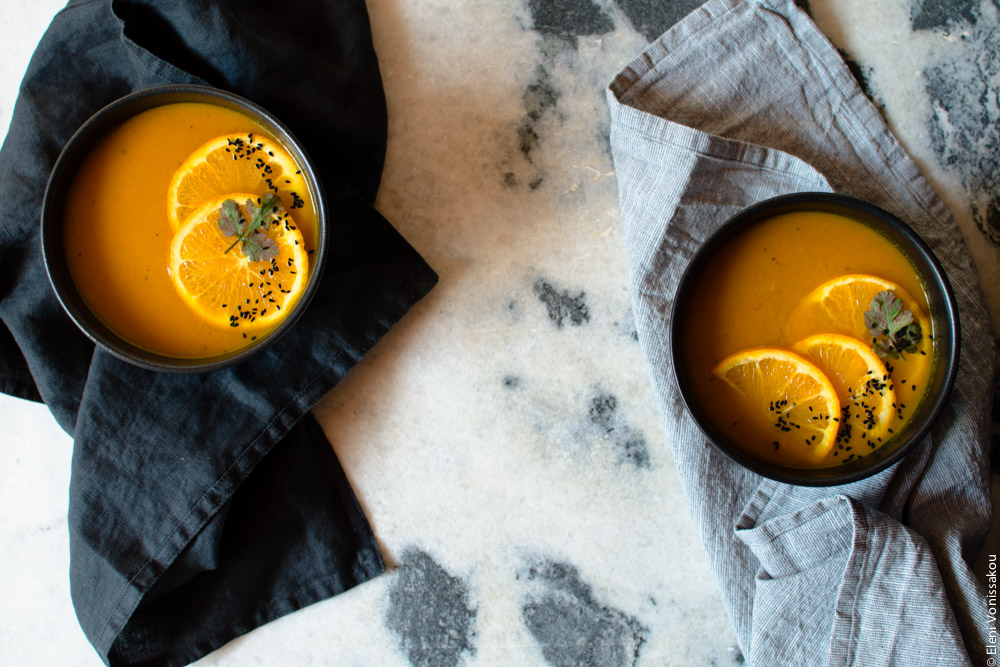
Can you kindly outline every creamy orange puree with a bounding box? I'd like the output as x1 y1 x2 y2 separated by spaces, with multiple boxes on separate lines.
63 102 317 359
676 211 935 467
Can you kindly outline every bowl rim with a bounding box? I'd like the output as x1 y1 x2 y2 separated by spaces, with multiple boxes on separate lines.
669 192 961 486
41 83 328 373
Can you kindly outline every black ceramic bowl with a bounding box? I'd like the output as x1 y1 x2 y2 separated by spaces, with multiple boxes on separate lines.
670 193 960 486
41 85 327 372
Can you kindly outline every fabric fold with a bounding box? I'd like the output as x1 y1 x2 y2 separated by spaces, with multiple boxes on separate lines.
607 0 995 664
737 495 970 665
0 0 437 664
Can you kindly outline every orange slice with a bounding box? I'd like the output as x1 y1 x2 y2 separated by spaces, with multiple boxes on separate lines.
713 348 840 462
787 274 932 346
792 334 896 452
167 132 310 231
169 192 309 331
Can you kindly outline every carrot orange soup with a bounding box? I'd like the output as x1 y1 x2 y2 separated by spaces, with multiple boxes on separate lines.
63 101 318 359
676 210 935 468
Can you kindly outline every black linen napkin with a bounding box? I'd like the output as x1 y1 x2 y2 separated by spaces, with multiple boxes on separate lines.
0 1 438 665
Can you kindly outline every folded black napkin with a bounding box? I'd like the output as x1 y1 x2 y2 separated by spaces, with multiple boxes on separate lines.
0 1 437 665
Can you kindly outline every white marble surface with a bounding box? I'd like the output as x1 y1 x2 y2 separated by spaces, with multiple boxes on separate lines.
1 1 998 666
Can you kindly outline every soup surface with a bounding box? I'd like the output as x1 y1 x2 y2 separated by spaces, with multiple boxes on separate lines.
64 102 318 359
676 210 935 468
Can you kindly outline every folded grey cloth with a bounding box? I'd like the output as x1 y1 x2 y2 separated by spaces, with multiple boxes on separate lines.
607 1 996 665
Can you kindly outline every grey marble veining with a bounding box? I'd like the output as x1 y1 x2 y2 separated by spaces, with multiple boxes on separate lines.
0 1 997 666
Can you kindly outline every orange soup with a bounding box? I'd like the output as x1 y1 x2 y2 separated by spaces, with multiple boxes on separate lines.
676 211 935 468
63 102 318 359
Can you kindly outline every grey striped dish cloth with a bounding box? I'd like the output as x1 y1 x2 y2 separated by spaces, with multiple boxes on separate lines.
606 0 996 665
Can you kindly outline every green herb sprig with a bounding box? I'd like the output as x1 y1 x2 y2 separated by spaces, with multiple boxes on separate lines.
864 290 922 360
217 193 281 262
